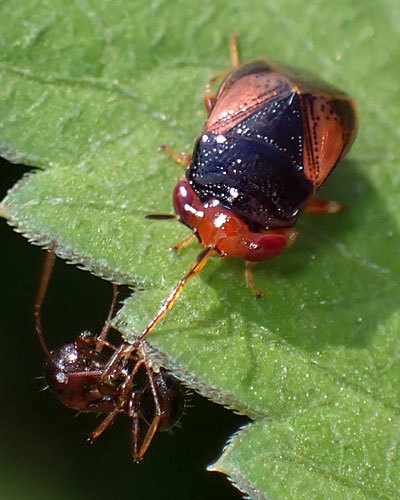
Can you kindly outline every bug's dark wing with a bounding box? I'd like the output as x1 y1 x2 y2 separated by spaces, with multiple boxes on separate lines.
299 93 357 189
204 59 294 134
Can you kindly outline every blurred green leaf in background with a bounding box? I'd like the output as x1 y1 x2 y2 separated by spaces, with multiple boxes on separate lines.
1 0 400 498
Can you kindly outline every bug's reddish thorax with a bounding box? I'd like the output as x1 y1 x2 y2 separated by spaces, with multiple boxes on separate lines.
173 177 295 261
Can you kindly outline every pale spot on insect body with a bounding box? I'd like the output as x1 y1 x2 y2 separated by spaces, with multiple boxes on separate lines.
56 372 69 384
184 203 204 218
214 213 228 228
227 187 239 203
216 134 227 144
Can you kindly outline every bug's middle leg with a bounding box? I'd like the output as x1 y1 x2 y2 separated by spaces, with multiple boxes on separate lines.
245 261 263 299
304 199 344 214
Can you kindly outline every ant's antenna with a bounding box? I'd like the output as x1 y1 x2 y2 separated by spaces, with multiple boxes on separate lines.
34 243 57 358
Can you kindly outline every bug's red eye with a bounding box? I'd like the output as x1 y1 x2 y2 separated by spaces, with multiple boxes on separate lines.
173 177 195 217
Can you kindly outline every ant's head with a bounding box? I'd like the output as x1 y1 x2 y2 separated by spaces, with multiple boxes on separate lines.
43 334 120 413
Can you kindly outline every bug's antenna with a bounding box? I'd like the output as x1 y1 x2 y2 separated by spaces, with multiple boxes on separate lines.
145 214 176 220
34 244 57 358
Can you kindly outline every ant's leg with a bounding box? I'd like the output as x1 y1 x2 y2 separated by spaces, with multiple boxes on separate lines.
34 243 57 357
96 283 118 352
89 408 120 442
91 356 143 441
100 342 137 385
138 245 216 341
304 199 343 214
133 360 163 462
128 396 141 461
119 356 143 402
74 334 118 364
135 411 162 462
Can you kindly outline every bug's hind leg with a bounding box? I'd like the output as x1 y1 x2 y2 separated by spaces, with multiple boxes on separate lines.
229 32 240 68
304 199 344 214
204 33 240 113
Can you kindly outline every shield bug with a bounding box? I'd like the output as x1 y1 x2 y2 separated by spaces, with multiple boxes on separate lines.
34 248 185 462
134 35 358 342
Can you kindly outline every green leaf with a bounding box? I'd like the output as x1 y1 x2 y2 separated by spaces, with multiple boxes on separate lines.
1 0 400 498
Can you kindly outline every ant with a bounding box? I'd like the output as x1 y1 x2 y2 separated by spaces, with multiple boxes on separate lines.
34 246 185 462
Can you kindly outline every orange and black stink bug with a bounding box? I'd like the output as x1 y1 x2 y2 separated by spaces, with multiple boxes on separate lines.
136 36 357 345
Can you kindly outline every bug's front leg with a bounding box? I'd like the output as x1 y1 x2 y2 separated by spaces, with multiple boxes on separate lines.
158 144 192 167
